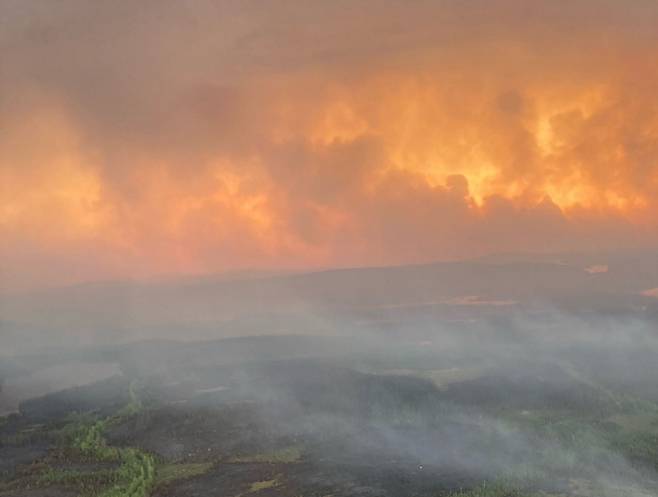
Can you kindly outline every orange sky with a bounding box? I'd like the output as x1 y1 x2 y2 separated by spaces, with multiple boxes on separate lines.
2 0 658 291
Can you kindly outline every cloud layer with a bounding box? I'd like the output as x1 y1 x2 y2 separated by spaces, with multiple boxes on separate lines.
2 0 658 289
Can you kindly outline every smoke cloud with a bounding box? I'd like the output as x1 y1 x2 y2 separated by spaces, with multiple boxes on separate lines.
2 0 658 290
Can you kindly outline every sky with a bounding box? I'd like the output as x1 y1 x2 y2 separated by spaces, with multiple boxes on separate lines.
2 0 658 291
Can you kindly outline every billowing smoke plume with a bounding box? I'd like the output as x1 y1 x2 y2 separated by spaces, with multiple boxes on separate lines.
2 0 658 290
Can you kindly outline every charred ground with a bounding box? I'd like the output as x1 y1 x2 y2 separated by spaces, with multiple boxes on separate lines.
3 335 658 497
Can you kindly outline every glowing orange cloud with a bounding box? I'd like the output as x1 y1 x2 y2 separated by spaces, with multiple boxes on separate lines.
2 1 658 290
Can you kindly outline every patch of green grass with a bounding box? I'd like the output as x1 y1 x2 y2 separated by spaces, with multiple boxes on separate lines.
609 430 658 469
249 476 281 492
227 446 302 464
72 420 121 462
37 466 118 491
98 448 155 497
155 462 213 486
20 380 158 497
